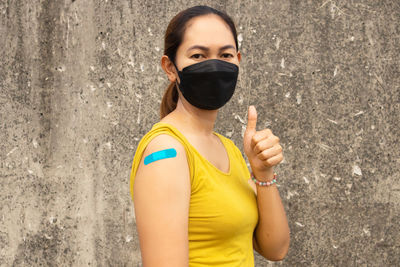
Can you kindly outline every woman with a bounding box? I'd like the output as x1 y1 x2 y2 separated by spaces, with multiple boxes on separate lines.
130 5 290 267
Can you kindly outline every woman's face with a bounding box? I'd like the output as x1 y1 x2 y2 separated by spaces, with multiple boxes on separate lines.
174 14 241 75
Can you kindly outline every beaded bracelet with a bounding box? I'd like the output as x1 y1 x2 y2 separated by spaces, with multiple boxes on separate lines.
251 172 277 186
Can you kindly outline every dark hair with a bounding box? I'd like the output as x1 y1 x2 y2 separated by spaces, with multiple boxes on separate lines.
160 5 239 119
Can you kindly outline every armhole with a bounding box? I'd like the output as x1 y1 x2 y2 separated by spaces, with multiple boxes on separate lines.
229 142 256 194
230 142 257 195
229 139 251 180
130 132 195 201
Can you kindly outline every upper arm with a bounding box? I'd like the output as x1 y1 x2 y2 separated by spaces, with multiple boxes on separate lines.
133 134 191 267
253 232 262 255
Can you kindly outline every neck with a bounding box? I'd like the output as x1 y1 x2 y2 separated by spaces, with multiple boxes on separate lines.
170 97 218 137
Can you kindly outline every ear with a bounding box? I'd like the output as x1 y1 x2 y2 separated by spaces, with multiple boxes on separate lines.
161 55 178 83
237 50 242 63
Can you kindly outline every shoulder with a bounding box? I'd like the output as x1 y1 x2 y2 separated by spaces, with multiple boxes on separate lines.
139 133 189 172
216 133 241 155
133 132 191 199
144 133 186 156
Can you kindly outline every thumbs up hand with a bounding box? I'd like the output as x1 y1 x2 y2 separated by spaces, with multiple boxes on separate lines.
243 106 284 181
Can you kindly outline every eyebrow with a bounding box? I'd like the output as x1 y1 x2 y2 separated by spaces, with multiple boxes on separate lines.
187 44 236 52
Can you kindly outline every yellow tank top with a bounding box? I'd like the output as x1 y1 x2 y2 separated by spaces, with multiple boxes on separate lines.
130 122 259 267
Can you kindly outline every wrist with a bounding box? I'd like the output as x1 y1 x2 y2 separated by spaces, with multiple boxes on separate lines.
251 168 275 182
251 172 277 187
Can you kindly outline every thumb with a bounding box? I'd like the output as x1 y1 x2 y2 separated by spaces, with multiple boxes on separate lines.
244 106 257 155
246 105 257 133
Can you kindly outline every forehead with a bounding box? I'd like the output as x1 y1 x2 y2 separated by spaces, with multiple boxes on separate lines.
180 14 236 49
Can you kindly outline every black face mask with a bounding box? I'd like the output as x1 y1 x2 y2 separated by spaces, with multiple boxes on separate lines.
172 59 239 110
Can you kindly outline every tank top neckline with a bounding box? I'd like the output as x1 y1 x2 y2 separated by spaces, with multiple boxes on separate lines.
153 122 232 176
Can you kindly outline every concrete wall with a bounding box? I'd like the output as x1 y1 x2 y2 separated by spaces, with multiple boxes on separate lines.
1 0 399 266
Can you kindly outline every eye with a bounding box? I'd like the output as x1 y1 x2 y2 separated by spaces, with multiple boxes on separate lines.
190 54 204 59
221 53 234 58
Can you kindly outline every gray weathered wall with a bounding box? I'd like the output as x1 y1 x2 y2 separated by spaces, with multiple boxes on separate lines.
1 0 399 266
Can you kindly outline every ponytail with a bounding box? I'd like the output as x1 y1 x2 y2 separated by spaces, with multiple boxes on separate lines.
160 82 178 119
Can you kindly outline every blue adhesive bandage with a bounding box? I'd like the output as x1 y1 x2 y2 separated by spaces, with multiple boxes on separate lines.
144 148 177 165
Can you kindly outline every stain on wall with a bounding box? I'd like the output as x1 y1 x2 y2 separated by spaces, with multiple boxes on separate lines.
0 0 399 266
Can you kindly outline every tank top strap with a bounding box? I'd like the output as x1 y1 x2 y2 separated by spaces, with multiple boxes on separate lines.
214 132 252 182
129 122 195 200
213 131 235 155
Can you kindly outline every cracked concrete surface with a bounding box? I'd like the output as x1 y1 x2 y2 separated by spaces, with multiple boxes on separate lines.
0 0 399 266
